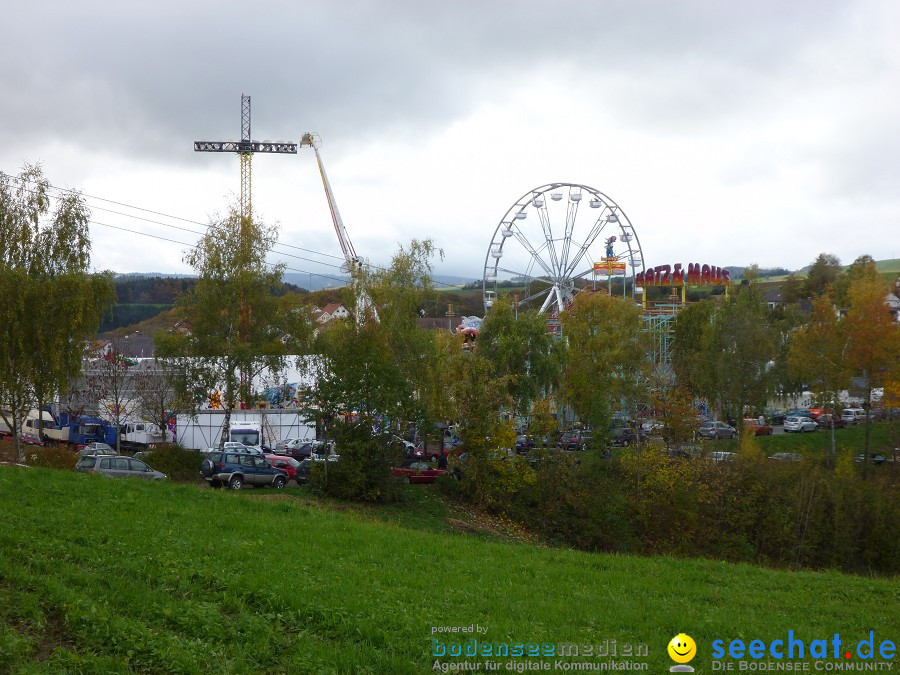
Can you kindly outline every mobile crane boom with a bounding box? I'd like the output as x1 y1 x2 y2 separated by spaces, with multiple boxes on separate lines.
300 132 378 324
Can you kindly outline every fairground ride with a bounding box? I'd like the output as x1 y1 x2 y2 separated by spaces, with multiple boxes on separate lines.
482 183 645 317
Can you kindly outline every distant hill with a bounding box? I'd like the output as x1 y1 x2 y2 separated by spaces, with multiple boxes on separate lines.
280 272 477 292
115 272 195 280
101 258 899 336
747 258 899 283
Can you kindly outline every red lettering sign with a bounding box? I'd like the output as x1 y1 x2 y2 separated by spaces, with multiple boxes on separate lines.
636 264 730 287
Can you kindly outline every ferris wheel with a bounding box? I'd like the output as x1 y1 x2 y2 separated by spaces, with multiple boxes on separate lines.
483 183 644 314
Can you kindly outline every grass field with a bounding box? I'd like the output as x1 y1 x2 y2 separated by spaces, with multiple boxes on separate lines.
751 258 900 283
0 467 897 673
713 419 898 456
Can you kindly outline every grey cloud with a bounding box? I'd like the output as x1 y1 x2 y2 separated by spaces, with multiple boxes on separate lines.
2 0 850 164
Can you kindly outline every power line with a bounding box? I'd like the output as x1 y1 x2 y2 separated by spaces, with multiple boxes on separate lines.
1 170 347 265
90 219 352 287
87 203 349 270
1 169 472 290
3 173 349 275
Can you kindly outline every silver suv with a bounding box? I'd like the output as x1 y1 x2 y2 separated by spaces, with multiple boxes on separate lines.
75 455 166 480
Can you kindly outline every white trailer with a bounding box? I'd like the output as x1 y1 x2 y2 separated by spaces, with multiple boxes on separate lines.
22 410 68 445
175 409 315 451
120 422 169 450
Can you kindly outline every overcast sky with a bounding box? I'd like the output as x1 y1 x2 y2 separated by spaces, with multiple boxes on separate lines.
2 0 898 286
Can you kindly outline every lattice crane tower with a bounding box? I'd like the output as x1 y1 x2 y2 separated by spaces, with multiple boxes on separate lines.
194 94 297 230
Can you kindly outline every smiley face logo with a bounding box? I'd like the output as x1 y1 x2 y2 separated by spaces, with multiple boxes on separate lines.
668 633 696 664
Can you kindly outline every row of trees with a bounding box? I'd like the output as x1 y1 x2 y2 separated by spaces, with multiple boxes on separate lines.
3 165 896 488
141 193 896 494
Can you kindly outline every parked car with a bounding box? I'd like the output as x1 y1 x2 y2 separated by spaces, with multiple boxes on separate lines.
390 434 417 454
669 444 702 459
279 440 314 460
558 430 593 451
786 409 814 419
264 454 302 483
816 414 846 429
769 452 804 462
609 427 638 447
697 421 737 439
768 409 786 425
280 439 334 461
391 460 447 484
784 416 818 433
204 442 262 456
78 442 117 457
200 451 289 489
854 453 886 464
275 438 305 454
75 455 166 480
742 419 773 436
514 435 534 453
841 408 866 425
295 458 313 484
294 454 341 484
641 420 664 435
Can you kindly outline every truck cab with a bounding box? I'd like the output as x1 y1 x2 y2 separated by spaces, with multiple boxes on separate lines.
229 421 263 451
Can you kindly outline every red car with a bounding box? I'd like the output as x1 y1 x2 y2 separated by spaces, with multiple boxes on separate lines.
742 419 773 436
265 455 302 484
816 414 846 429
391 461 447 484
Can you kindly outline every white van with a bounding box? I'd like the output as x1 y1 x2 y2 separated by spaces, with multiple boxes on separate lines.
841 408 866 425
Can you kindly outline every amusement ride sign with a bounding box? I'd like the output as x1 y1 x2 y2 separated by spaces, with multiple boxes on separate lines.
636 263 730 287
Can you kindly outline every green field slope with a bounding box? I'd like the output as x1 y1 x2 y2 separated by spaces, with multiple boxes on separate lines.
0 468 896 673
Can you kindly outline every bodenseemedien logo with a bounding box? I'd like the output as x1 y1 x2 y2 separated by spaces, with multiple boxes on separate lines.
669 633 697 672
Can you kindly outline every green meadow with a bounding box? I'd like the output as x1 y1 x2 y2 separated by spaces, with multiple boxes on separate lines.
0 467 897 673
713 420 896 456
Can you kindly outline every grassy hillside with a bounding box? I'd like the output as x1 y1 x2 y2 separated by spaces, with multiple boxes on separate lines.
0 468 897 673
755 258 900 283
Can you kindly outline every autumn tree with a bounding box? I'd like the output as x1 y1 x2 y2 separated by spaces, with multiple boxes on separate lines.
528 397 558 442
843 274 899 478
366 239 446 436
155 204 312 448
767 302 810 406
780 274 804 305
444 347 524 508
671 299 716 395
651 386 697 450
301 241 447 501
834 255 877 306
788 294 851 465
803 253 842 298
700 281 774 432
309 240 443 436
560 292 650 444
0 165 114 461
476 297 561 416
